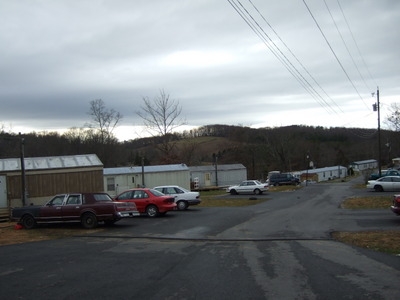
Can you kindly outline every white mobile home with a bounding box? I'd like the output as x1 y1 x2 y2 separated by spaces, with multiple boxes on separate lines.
104 163 190 197
189 164 247 188
348 159 378 172
300 166 347 183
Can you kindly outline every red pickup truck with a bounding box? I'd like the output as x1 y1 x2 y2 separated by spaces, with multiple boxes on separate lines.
11 192 139 229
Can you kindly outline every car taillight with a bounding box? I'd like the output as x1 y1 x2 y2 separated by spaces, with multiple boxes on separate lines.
164 198 174 203
393 195 400 205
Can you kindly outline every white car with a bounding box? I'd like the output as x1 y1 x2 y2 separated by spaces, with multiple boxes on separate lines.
226 180 269 195
366 176 400 192
153 185 201 210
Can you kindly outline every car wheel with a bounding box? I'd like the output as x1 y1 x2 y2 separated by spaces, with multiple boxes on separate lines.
146 205 159 217
22 215 36 229
230 189 237 195
374 185 384 192
81 213 98 229
254 189 261 195
177 200 188 211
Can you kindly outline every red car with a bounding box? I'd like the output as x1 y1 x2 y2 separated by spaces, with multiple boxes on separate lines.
391 194 400 216
114 188 177 217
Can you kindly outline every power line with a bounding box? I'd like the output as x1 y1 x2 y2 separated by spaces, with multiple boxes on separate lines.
227 0 341 116
302 0 370 110
247 0 344 114
336 0 377 88
323 0 371 92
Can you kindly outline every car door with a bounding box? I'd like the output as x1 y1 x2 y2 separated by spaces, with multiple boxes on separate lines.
131 190 149 212
380 177 394 191
39 195 65 221
61 194 82 221
246 181 256 192
391 177 400 191
238 181 249 193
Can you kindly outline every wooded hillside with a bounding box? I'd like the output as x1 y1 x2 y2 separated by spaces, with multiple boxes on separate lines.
1 124 397 179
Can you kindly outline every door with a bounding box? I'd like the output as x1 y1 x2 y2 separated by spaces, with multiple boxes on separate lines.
204 173 211 186
61 194 82 221
0 175 6 208
40 195 65 221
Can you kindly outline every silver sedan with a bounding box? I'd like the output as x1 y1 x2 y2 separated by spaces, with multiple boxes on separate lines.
366 176 400 192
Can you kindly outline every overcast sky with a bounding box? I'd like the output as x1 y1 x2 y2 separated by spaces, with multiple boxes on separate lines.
1 0 399 140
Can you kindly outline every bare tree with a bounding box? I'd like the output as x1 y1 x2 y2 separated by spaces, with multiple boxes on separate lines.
87 99 123 144
137 90 186 161
385 103 400 131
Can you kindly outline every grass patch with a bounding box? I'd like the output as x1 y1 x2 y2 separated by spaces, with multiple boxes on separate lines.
337 194 400 255
199 189 267 207
332 231 400 255
341 196 392 209
268 185 302 192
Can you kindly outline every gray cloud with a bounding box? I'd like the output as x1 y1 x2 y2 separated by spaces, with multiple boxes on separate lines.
1 0 399 140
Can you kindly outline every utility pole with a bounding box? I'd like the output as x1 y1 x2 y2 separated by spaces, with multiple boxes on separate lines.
19 133 27 206
377 87 381 177
373 87 381 177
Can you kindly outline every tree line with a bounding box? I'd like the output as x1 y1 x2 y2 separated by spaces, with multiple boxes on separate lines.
1 124 398 180
2 91 400 179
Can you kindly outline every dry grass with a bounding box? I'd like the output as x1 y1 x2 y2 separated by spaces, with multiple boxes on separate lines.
0 222 103 246
332 231 400 255
335 195 400 255
341 195 392 209
199 189 267 207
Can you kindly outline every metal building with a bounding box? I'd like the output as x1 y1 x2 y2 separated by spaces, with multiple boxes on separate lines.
189 164 247 189
0 154 103 209
104 163 190 197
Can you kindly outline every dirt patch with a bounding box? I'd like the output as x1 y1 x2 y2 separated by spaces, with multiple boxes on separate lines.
0 222 103 246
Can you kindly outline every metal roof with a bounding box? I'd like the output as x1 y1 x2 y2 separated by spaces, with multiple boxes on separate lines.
104 163 189 175
304 166 347 174
0 154 103 172
350 159 377 165
189 164 246 172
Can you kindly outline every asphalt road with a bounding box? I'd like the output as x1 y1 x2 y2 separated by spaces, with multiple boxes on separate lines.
1 176 399 299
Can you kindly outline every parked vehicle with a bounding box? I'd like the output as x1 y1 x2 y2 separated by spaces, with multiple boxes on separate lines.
366 176 400 192
226 180 268 195
269 173 300 186
114 188 177 217
153 185 201 210
391 194 400 216
11 193 139 229
368 169 400 180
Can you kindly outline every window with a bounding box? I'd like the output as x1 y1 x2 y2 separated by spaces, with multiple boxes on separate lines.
49 195 64 206
67 195 81 205
107 177 115 191
117 191 133 200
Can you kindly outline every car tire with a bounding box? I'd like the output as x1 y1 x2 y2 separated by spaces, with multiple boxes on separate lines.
177 200 188 211
146 205 159 217
81 213 98 229
22 215 36 229
374 185 384 192
230 189 237 195
254 189 261 195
